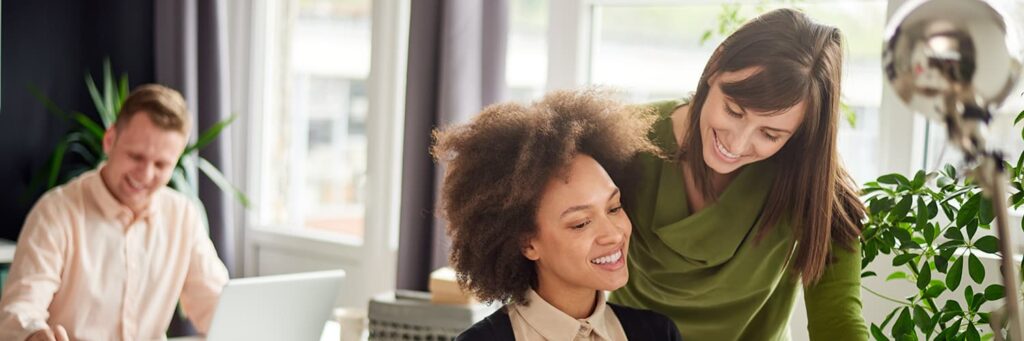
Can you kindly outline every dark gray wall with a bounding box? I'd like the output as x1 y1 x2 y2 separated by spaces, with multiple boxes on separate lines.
0 0 154 241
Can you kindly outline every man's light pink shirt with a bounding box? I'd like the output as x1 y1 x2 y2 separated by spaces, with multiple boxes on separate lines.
0 166 229 341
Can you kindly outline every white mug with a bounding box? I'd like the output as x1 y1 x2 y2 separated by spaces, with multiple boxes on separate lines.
334 307 368 341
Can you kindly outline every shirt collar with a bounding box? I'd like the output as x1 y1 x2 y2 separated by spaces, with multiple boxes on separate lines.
515 288 614 340
87 163 157 226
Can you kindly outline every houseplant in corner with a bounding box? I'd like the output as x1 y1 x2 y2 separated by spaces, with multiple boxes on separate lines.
27 59 248 208
861 99 1024 340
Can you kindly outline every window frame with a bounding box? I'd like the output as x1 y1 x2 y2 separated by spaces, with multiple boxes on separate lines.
234 0 409 309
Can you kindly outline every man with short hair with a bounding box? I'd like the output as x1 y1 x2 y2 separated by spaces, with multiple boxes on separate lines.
0 84 230 341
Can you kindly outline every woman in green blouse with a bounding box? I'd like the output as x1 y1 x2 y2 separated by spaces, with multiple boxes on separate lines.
609 8 867 340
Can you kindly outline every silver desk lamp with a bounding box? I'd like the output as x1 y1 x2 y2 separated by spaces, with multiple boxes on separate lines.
884 0 1023 338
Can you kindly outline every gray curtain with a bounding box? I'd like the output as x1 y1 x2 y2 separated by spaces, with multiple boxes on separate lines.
154 0 234 276
154 0 232 335
397 0 508 291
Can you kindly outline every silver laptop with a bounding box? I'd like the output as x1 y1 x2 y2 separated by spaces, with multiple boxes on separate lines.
197 270 346 341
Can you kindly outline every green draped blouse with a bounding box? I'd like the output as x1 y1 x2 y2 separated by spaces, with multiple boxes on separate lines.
608 100 867 340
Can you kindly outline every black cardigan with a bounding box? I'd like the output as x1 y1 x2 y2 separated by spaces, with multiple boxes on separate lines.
456 303 682 340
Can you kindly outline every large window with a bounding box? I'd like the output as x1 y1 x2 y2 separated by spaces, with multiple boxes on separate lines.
256 0 372 242
506 0 549 102
242 0 407 307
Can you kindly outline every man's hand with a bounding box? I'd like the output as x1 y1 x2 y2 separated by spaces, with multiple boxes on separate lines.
25 325 68 341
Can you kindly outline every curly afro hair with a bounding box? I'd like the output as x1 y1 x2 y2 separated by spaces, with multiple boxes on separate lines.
431 88 660 305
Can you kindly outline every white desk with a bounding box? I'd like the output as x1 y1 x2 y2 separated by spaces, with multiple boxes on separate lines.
168 320 346 341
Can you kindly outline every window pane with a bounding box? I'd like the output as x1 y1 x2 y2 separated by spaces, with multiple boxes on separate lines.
589 2 887 183
259 0 371 242
590 5 718 101
507 0 548 102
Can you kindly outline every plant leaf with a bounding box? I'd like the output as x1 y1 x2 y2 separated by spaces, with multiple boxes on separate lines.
957 193 981 227
911 170 925 190
879 173 911 187
47 140 70 189
918 197 932 243
937 317 962 339
893 253 917 267
891 196 913 223
197 157 251 208
892 306 914 339
1014 191 1024 208
71 111 105 138
116 73 129 116
28 85 70 120
85 72 110 127
944 225 964 241
887 271 908 281
894 227 914 247
944 299 964 315
103 60 115 125
870 197 895 217
881 308 899 328
968 253 985 284
700 30 713 45
937 175 953 188
972 291 987 313
979 196 995 225
924 282 946 299
76 129 104 156
944 164 957 178
917 264 931 290
938 239 966 251
170 167 194 198
966 218 979 240
912 304 931 336
871 324 890 341
942 202 956 221
974 235 999 254
1017 153 1024 176
935 252 950 273
842 100 857 128
985 284 1005 301
947 256 964 290
966 285 975 309
966 322 980 341
185 115 237 155
66 143 97 164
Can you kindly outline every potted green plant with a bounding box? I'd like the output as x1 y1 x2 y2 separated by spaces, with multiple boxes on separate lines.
861 101 1024 340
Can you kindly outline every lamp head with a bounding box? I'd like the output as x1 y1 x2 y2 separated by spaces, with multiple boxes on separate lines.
884 0 1021 147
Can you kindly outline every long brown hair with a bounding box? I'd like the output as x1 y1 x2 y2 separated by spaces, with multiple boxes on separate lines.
680 8 864 285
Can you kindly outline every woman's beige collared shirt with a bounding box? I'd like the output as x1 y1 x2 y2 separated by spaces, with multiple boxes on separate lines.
508 289 627 341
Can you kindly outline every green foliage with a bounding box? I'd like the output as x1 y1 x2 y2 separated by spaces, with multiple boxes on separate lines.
700 0 805 46
862 104 1024 340
27 59 249 208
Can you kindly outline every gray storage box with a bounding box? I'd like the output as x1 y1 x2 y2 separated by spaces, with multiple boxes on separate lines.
368 290 498 340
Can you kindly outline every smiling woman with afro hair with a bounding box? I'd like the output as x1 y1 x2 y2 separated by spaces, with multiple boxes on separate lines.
433 88 682 340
